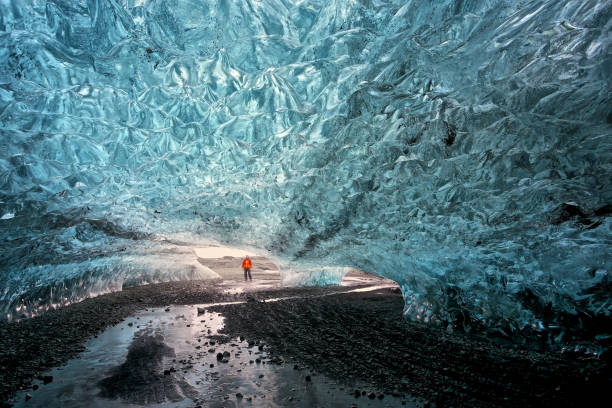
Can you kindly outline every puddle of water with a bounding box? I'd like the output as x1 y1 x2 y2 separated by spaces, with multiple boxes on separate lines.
346 285 397 293
14 306 417 408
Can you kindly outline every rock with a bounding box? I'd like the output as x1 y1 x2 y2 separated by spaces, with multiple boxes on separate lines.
236 392 244 399
209 364 214 368
197 307 205 314
368 392 376 399
305 375 311 382
25 393 32 401
551 202 588 225
164 308 170 312
259 374 264 378
223 351 230 358
354 389 361 398
378 393 384 399
42 376 53 385
32 384 38 390
216 353 224 361
595 204 612 216
163 369 170 375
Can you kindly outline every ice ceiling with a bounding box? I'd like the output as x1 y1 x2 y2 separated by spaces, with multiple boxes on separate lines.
0 0 611 339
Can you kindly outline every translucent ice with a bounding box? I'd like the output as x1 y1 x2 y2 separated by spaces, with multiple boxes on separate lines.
0 1 610 340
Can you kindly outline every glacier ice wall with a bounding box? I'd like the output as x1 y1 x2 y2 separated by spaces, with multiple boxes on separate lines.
0 0 611 339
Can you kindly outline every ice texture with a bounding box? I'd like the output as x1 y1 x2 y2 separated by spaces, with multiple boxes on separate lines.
0 0 611 339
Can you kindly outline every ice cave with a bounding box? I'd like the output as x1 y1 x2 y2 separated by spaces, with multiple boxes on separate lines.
1 0 612 406
1 0 611 373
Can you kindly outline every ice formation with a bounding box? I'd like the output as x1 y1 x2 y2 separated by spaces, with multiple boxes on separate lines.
0 0 610 341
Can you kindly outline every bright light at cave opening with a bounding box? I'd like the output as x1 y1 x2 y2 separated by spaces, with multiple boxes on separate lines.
193 246 254 259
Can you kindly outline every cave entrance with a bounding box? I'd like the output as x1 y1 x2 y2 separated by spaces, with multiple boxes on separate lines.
194 246 280 293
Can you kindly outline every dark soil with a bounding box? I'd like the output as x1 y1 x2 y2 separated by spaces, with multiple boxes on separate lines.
0 280 366 407
1 281 610 407
210 288 610 408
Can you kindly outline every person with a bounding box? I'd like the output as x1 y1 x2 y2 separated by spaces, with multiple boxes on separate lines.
242 255 252 281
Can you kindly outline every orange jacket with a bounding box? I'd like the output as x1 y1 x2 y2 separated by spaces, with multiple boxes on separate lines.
242 258 252 269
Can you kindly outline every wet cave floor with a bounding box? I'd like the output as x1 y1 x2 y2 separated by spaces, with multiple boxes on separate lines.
1 260 609 408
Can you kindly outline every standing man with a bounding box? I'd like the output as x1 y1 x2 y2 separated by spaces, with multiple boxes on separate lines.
242 255 252 281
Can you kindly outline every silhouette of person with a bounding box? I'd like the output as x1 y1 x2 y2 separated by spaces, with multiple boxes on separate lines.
242 255 252 281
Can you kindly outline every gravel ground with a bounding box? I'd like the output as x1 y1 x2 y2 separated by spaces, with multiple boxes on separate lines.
1 270 609 407
0 276 373 406
209 289 610 408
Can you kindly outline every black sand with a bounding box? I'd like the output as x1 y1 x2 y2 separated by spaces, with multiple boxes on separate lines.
0 263 609 407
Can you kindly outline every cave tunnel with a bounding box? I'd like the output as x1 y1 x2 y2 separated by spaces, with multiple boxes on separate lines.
0 0 611 406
